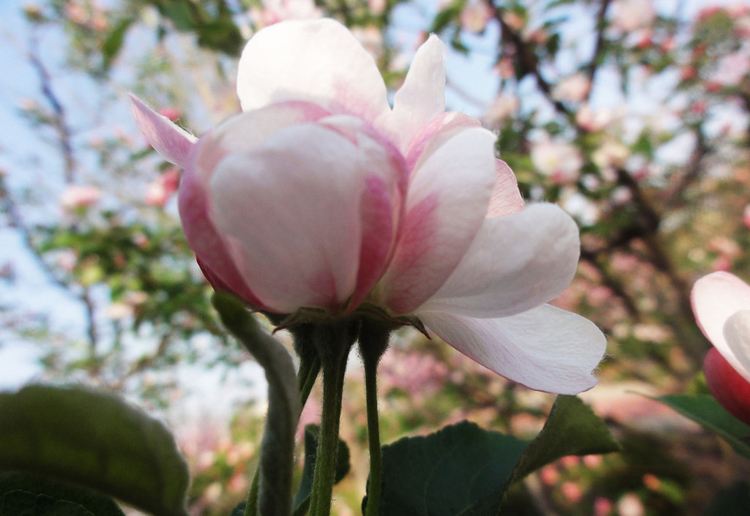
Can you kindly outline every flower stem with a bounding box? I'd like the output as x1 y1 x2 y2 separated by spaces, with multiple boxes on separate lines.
358 320 392 516
244 347 320 516
308 321 356 516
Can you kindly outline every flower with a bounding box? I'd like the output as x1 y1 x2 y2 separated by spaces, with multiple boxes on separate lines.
145 167 180 207
131 19 606 394
60 184 101 211
552 73 590 103
692 272 750 424
531 139 583 183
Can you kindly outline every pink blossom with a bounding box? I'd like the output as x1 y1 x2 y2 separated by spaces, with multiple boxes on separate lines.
711 50 750 88
617 493 644 516
594 497 613 516
531 139 583 183
250 0 321 28
561 481 583 502
60 184 101 211
145 167 180 207
743 204 750 229
552 73 591 103
692 272 750 425
612 0 655 32
158 107 181 122
131 19 606 394
483 94 519 128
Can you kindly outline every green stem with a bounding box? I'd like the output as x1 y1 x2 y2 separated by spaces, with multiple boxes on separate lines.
358 321 391 516
308 322 355 516
244 349 321 516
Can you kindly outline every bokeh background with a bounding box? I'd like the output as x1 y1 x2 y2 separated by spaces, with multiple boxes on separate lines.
1 0 750 514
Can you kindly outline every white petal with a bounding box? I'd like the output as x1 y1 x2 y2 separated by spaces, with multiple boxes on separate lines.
384 35 447 152
237 19 389 121
196 101 329 183
419 204 579 318
130 94 196 167
487 160 524 218
210 122 397 313
692 271 750 376
723 310 750 381
418 305 606 394
380 127 497 314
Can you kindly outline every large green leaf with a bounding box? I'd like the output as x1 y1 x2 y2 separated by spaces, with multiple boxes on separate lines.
654 394 750 459
0 472 125 516
0 385 190 516
511 395 621 480
377 396 620 516
378 421 527 516
292 425 351 516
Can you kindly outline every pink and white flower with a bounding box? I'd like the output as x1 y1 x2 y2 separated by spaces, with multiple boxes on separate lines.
60 184 102 211
131 19 605 394
692 272 750 424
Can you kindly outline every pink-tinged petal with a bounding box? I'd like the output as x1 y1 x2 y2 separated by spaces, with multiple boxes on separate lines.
380 127 496 314
692 271 750 378
384 35 447 153
487 160 524 218
723 310 750 381
703 347 750 426
418 204 579 318
196 101 330 184
418 305 606 394
130 94 196 167
236 19 389 122
178 142 265 308
404 112 481 171
210 122 399 313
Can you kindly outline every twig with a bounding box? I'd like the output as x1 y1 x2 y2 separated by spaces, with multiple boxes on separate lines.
585 0 613 86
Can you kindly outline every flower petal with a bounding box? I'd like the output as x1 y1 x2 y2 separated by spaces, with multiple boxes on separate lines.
384 35 447 152
236 19 389 122
418 305 606 394
703 347 750 426
130 94 196 167
692 271 750 376
380 127 497 314
487 160 524 218
210 121 399 313
196 101 330 183
723 310 750 381
179 141 265 308
404 112 481 171
418 204 579 318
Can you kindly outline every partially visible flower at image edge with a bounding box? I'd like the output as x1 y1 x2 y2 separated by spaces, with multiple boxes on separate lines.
692 271 750 424
131 18 606 395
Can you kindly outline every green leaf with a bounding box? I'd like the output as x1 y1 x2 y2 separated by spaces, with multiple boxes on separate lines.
511 395 621 480
377 396 619 516
378 421 527 516
653 394 750 460
292 425 351 516
0 472 126 516
0 384 190 516
705 481 750 516
101 18 134 70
